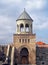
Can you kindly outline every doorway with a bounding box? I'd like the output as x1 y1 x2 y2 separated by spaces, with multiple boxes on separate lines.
20 47 29 64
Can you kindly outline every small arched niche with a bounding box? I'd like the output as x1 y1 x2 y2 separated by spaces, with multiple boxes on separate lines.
25 24 29 32
20 24 24 32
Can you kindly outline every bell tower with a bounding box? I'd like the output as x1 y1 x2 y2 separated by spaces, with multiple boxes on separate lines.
16 9 33 34
13 9 36 65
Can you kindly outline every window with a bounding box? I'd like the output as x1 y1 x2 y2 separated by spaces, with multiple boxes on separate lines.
25 24 29 32
17 25 19 28
28 39 30 43
25 39 27 43
42 62 44 64
19 39 21 43
19 39 30 43
20 24 24 32
17 24 19 32
22 39 24 43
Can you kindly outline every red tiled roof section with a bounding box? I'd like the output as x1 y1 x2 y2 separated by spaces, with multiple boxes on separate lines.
36 41 45 45
36 41 48 48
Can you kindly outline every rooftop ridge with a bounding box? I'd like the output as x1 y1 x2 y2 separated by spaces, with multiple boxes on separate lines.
16 9 33 21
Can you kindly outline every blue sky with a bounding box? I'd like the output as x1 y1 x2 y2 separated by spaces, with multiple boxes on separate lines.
0 0 48 45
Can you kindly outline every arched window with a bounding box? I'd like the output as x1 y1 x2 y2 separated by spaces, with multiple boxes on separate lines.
19 39 21 43
20 48 29 56
25 24 29 32
22 39 24 43
20 24 24 32
25 39 27 43
17 24 19 27
28 39 30 43
17 24 19 32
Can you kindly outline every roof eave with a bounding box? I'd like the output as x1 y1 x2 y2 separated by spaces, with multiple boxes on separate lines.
16 19 33 22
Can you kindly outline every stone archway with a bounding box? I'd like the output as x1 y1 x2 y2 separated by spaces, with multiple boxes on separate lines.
20 47 29 64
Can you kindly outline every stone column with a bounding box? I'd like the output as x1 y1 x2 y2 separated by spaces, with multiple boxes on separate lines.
10 46 14 65
19 25 20 33
24 24 26 33
6 45 10 61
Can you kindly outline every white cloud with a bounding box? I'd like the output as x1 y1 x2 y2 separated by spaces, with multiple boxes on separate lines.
0 15 16 35
0 15 16 44
38 21 48 29
25 0 46 10
1 0 22 4
33 15 48 30
34 22 48 30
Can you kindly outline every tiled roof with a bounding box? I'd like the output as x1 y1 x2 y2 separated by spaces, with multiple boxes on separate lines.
36 41 45 45
16 9 33 21
36 41 48 48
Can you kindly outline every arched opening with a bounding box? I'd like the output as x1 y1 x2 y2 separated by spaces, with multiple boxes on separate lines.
20 47 29 64
20 24 24 32
25 24 29 32
17 24 19 32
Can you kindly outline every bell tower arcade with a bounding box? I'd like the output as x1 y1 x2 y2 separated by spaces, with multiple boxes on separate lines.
16 9 33 34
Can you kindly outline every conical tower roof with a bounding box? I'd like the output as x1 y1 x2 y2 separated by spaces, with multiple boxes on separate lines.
16 9 33 21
